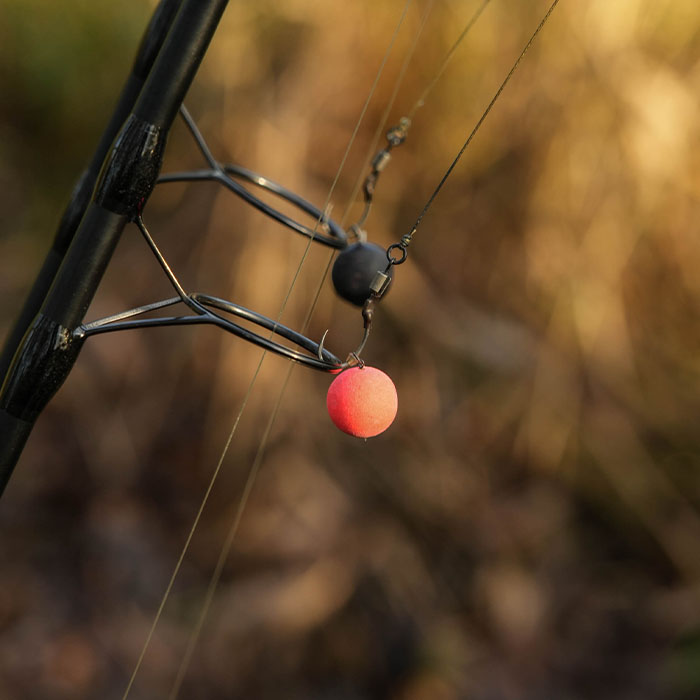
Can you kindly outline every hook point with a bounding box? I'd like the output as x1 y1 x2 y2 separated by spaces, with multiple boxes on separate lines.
317 329 330 361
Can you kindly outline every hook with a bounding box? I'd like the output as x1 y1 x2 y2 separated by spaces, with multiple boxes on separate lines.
317 329 330 361
317 324 371 366
317 297 374 366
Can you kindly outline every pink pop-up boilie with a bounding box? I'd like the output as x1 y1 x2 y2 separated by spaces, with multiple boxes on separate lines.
327 366 398 438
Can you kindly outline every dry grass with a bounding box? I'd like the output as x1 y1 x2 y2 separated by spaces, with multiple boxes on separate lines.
1 1 700 698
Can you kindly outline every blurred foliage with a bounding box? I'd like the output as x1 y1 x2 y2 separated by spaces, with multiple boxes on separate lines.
1 0 700 698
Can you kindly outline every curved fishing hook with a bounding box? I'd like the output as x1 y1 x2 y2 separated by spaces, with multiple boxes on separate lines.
316 294 376 365
316 324 370 366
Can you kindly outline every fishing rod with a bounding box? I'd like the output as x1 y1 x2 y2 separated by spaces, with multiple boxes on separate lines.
0 0 561 495
0 0 387 489
0 0 229 493
1 1 566 695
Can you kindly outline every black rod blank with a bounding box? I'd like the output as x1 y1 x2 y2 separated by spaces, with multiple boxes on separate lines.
0 0 183 382
0 0 229 494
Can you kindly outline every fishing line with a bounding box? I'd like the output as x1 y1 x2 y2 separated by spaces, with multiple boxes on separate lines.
164 4 415 693
127 0 561 690
401 0 562 253
406 0 491 122
203 0 567 663
122 2 413 696
167 0 525 691
306 0 494 354
341 0 437 230
228 0 559 471
167 0 551 690
294 0 439 354
167 368 294 700
119 358 263 700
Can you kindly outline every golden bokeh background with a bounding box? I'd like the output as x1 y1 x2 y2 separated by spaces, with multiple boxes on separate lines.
1 0 700 698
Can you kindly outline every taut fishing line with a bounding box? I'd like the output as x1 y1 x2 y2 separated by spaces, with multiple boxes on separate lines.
122 1 413 696
119 0 561 694
166 11 438 692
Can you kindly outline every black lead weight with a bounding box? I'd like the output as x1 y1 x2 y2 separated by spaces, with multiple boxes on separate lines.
332 242 393 306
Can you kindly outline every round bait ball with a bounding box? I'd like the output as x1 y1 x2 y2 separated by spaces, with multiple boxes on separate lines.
332 242 393 306
327 366 398 438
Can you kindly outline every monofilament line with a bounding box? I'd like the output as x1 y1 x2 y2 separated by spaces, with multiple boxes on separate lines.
142 3 414 698
406 0 561 242
406 0 491 122
166 368 294 700
165 5 563 697
120 367 261 700
341 0 435 226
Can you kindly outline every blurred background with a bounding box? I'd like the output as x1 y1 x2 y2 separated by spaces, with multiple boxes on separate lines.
1 0 700 698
